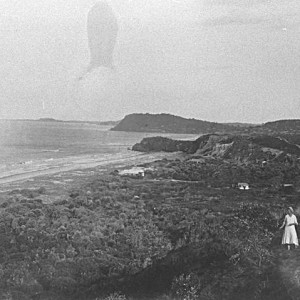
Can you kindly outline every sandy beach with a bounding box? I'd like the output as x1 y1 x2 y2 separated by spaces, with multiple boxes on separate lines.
0 150 179 195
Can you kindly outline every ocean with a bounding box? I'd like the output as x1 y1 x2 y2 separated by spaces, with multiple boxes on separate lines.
0 120 198 183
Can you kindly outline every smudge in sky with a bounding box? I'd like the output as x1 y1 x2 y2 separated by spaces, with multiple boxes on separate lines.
79 1 118 80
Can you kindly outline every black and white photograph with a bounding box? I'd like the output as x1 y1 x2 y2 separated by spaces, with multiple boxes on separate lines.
0 0 300 299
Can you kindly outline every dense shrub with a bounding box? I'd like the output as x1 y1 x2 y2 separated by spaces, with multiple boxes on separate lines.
0 166 295 299
0 176 172 298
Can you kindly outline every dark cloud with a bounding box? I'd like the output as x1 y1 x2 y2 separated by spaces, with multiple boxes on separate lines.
79 1 118 80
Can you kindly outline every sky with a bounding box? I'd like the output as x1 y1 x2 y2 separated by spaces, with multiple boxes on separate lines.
0 0 299 123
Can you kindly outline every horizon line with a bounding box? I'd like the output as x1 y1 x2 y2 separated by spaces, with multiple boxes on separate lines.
1 114 300 125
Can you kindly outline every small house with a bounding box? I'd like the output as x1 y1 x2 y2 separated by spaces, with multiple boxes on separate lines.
119 167 145 179
282 184 294 194
238 183 250 190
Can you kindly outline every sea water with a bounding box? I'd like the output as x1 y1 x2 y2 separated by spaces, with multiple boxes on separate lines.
0 120 198 181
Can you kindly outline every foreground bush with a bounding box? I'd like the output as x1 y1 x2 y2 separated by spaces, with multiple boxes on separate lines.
0 174 291 299
0 177 171 298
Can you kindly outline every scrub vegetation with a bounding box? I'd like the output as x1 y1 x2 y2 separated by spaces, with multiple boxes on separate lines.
0 131 300 299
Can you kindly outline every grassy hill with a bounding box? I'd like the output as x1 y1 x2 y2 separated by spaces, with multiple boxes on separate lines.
263 120 300 132
112 113 300 135
111 113 241 134
133 133 300 158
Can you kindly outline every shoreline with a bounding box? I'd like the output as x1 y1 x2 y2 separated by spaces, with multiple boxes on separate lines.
0 151 180 194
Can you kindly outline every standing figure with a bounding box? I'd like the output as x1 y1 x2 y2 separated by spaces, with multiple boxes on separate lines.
280 207 299 250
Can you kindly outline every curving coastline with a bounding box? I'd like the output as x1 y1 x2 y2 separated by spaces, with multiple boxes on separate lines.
0 151 178 186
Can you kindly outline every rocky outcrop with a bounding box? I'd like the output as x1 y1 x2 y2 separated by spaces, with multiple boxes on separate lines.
194 134 233 156
132 136 196 153
133 134 300 164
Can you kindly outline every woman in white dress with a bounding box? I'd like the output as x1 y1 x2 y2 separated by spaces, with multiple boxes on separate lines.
280 207 299 250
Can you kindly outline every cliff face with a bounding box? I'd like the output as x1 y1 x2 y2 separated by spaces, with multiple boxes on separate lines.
111 113 239 134
133 134 300 163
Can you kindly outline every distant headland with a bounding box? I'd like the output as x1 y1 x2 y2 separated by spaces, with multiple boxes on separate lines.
111 113 300 134
3 118 120 127
36 118 120 126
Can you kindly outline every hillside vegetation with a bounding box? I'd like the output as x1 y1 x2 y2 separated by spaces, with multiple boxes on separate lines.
0 173 296 300
1 125 300 299
111 114 239 134
263 120 300 132
111 113 300 135
133 133 300 158
1 130 300 298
